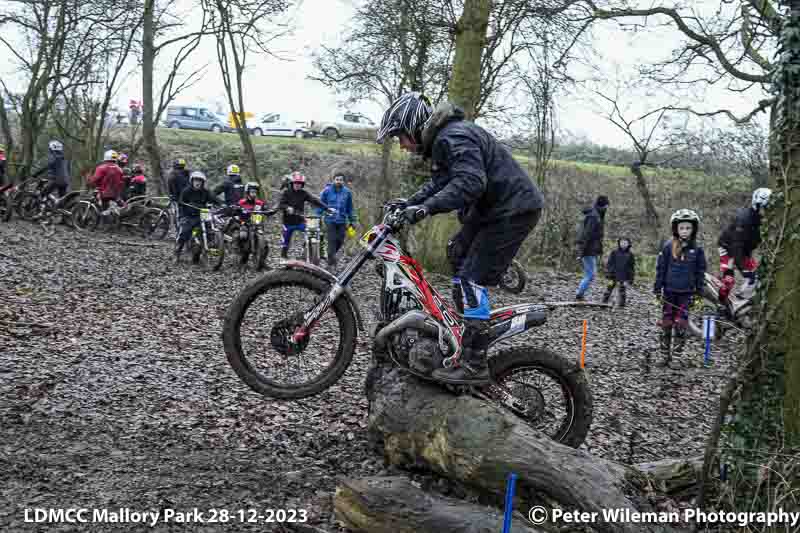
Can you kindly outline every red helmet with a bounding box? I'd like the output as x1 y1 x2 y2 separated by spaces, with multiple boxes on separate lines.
290 172 306 185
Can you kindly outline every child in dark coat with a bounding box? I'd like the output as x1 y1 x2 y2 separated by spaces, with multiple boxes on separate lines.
654 209 707 361
602 237 636 306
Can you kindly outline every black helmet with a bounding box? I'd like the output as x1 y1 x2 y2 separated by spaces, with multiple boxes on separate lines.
376 92 432 144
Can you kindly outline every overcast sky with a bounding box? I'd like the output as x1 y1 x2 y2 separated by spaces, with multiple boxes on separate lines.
1 0 770 148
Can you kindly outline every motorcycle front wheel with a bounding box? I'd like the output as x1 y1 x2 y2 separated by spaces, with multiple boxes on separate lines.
222 269 357 399
488 347 592 448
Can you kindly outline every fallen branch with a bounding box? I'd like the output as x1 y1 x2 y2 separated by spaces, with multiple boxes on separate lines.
334 476 543 533
365 366 684 533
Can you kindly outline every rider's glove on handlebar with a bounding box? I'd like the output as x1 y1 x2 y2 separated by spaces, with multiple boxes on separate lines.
403 205 428 225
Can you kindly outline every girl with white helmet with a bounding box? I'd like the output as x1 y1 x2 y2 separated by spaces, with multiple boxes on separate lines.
653 209 708 363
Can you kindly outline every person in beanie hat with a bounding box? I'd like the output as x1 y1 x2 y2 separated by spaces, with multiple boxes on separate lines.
575 195 610 300
602 237 636 307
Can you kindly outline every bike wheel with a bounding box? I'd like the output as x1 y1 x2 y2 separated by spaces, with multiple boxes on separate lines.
60 196 80 228
17 192 40 221
222 269 357 399
72 201 100 232
499 259 527 294
488 346 592 448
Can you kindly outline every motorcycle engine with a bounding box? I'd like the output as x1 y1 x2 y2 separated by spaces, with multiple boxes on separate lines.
392 329 444 376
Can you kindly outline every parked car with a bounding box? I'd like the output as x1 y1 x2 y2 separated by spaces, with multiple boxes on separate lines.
162 105 228 133
249 112 312 138
308 112 377 141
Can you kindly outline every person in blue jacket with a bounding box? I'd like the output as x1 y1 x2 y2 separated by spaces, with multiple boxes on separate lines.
318 173 356 268
654 209 707 362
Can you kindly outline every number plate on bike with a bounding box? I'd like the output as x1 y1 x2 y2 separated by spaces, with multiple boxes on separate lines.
252 214 263 224
200 209 211 221
306 218 319 230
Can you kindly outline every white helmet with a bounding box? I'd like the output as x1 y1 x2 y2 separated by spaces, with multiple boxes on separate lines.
670 208 700 239
103 149 118 161
190 170 207 186
226 164 240 176
751 188 772 210
49 140 64 152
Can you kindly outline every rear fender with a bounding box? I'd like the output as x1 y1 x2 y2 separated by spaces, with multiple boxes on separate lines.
274 261 365 332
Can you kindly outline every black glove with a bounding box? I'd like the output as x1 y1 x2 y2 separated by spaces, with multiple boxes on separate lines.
403 205 428 224
653 288 662 297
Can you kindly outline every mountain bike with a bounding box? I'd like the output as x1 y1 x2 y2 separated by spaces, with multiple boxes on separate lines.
222 200 592 447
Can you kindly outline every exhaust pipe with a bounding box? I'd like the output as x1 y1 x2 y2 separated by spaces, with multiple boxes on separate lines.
373 310 441 350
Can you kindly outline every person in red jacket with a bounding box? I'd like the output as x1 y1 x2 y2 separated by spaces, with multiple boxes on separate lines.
238 182 264 210
88 150 124 211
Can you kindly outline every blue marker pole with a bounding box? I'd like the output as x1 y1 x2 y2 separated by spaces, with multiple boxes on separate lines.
703 316 713 366
502 472 517 533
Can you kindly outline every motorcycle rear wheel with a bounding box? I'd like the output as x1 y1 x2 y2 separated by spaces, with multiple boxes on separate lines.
488 347 592 448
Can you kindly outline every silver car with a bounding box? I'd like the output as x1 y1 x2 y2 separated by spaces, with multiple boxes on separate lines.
163 106 227 133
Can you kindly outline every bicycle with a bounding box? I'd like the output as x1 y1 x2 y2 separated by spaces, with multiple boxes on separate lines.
222 199 592 447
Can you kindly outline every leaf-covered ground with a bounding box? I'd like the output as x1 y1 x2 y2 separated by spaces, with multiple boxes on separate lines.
0 219 737 532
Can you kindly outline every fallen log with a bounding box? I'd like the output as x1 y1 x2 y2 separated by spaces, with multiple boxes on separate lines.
365 365 684 533
334 476 543 533
634 456 704 499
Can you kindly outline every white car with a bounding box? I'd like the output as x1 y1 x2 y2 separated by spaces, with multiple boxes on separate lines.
249 112 312 138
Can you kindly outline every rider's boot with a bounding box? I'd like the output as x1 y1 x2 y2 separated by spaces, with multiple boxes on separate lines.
280 247 288 261
432 319 490 384
618 283 627 308
658 320 672 364
451 277 464 315
432 280 491 385
174 241 184 264
601 283 614 305
672 321 687 355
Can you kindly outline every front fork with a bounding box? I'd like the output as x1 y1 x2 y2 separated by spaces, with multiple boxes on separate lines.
291 282 345 343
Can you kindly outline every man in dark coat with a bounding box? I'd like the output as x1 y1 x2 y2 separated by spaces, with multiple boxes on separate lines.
574 195 610 301
167 158 191 215
376 92 544 384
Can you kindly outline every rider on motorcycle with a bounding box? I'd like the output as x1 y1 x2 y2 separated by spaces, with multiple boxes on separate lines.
717 188 771 302
88 150 124 212
214 164 245 206
33 140 71 201
239 182 265 210
277 172 333 260
376 92 545 384
175 171 222 262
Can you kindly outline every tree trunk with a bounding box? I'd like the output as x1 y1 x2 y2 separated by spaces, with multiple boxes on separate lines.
334 476 544 533
364 364 683 533
630 164 661 251
447 0 490 120
772 15 800 446
142 0 164 194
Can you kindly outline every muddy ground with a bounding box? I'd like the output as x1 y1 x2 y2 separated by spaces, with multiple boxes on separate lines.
0 218 737 532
